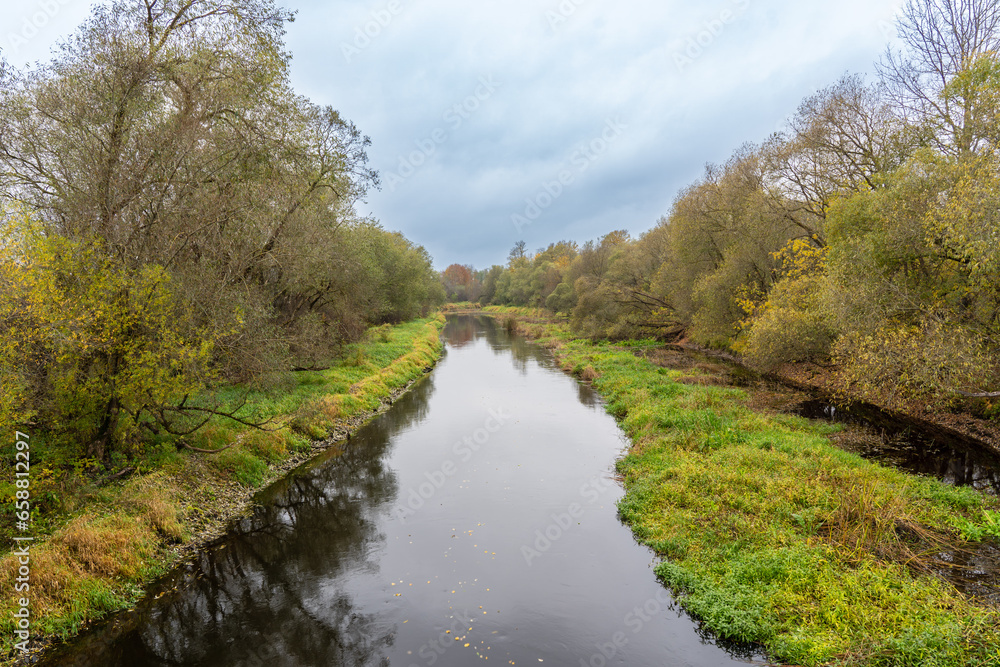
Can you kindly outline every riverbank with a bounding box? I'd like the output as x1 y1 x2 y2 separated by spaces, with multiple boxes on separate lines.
0 315 445 665
764 358 1000 456
484 306 1000 667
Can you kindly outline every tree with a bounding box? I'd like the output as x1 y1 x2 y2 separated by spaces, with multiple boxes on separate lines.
442 264 475 302
879 0 1000 154
739 240 837 370
655 146 801 346
508 240 527 266
478 265 504 305
764 75 914 238
0 0 445 464
0 211 247 462
0 0 379 380
823 148 999 403
568 225 681 339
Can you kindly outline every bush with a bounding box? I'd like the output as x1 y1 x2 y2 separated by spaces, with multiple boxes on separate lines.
0 213 219 463
545 282 577 314
741 274 837 370
832 319 996 408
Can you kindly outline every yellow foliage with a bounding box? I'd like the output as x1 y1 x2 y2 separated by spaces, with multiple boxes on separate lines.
772 237 829 281
834 320 994 406
923 154 1000 291
736 239 836 368
0 208 218 456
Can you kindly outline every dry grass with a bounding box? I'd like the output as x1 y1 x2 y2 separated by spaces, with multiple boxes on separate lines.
120 475 186 542
0 513 159 636
291 395 345 438
821 477 960 574
52 516 154 578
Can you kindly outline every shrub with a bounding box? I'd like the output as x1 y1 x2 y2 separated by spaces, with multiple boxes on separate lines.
741 274 837 370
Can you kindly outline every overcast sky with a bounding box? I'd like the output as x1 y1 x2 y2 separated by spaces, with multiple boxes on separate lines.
2 0 905 269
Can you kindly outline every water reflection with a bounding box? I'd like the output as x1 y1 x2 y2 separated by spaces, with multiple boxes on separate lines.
793 399 1000 495
42 379 437 667
442 316 476 348
467 315 551 376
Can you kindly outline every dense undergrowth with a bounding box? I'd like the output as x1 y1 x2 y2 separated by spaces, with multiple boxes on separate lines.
487 306 1000 667
0 315 444 662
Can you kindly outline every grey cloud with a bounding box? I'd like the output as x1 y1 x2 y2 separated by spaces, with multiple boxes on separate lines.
2 0 906 269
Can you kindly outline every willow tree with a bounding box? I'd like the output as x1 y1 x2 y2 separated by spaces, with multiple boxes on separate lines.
0 1 405 462
880 0 1000 155
0 0 379 378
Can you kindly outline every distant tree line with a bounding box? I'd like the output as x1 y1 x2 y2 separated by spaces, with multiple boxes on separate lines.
441 264 481 303
474 0 1000 409
0 0 444 463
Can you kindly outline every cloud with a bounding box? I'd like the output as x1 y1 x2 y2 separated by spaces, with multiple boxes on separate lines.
298 0 906 268
3 0 906 269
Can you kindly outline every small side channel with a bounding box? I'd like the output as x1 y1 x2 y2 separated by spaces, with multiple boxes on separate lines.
636 344 1000 605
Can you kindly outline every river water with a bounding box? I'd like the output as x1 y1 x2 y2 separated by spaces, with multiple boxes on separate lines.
37 315 766 667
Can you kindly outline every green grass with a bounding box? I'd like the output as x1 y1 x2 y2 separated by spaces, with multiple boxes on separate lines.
483 304 549 319
179 316 444 480
495 307 1000 667
950 510 1000 542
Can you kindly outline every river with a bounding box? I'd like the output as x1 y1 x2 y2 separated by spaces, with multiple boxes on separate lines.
37 315 767 667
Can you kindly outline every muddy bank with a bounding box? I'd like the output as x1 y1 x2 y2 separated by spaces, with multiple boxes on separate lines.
670 341 1000 457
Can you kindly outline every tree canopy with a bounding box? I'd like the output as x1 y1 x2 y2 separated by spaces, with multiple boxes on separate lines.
0 0 443 462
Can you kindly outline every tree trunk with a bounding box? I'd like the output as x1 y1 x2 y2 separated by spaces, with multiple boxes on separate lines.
89 394 120 463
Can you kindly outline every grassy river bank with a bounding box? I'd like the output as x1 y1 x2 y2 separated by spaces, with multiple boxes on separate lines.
483 305 1000 667
0 315 445 664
